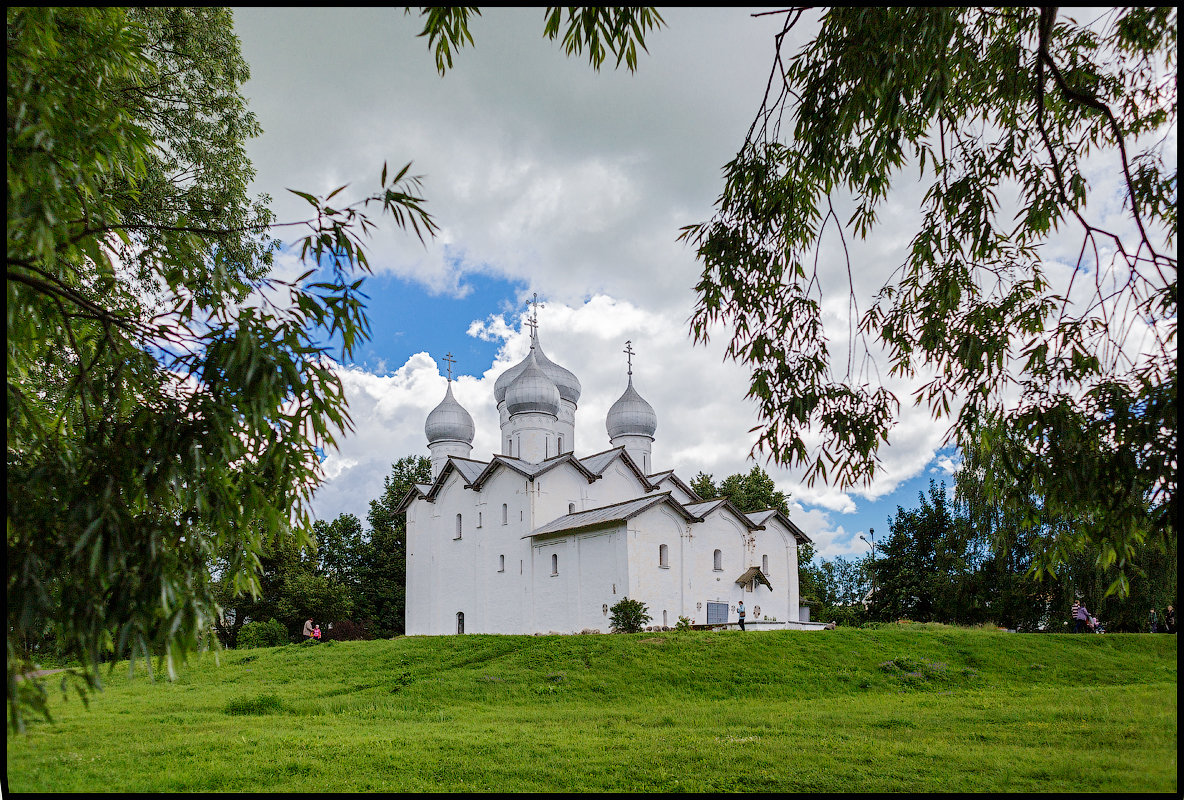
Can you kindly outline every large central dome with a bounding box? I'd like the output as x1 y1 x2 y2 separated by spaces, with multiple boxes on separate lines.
505 350 561 417
494 328 581 406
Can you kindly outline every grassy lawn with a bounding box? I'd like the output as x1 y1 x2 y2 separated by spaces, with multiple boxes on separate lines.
6 626 1177 792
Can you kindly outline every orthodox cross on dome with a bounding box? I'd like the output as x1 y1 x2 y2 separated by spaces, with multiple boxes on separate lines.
526 292 545 339
443 352 456 382
623 339 634 376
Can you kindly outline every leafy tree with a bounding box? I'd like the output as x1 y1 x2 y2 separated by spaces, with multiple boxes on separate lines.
356 456 432 638
415 7 666 75
609 598 652 633
212 522 354 648
7 7 434 729
689 471 718 503
235 619 288 650
956 438 1177 632
680 7 1176 591
689 465 790 516
311 513 365 591
872 480 975 623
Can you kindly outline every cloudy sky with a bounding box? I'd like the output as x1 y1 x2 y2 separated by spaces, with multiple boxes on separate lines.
228 7 1091 560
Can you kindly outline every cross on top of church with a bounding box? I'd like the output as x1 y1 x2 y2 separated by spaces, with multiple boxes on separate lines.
443 352 456 382
624 339 634 376
527 292 544 336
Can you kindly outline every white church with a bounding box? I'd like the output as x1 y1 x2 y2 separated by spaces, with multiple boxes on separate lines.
400 311 817 635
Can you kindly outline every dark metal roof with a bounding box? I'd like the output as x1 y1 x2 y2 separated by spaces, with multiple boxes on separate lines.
526 492 699 538
647 470 703 502
745 508 812 544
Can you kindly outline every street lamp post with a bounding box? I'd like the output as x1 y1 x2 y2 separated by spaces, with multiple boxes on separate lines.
859 527 876 606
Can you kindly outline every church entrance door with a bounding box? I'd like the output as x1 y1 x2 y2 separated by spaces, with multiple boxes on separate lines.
706 602 728 625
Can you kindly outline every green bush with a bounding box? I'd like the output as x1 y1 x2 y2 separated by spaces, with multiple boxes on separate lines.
676 615 692 632
609 598 651 633
237 618 289 649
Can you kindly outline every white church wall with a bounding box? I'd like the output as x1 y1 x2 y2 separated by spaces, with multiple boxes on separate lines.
749 520 800 624
574 528 625 632
531 463 590 527
655 476 695 505
625 506 687 629
404 498 426 635
531 536 573 631
685 512 750 626
588 458 649 508
473 467 532 633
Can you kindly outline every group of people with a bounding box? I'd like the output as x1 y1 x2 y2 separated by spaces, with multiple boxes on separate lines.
1072 601 1177 633
302 619 322 642
1148 605 1176 634
1071 600 1102 633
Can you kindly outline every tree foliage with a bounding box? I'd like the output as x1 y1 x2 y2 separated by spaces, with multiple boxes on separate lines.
873 481 975 624
855 474 1177 631
689 465 790 516
414 6 666 75
681 7 1176 590
357 456 432 638
7 8 435 730
609 597 652 633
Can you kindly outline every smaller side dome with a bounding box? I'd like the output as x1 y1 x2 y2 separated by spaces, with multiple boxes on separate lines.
506 351 560 417
606 376 657 439
425 383 475 444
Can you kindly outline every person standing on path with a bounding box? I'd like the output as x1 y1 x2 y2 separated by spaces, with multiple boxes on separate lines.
737 600 746 631
303 619 314 641
1074 601 1090 633
1149 608 1158 633
1165 605 1176 634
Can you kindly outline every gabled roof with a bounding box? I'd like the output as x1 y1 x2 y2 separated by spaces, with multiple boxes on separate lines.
646 470 703 502
526 491 700 539
422 456 491 502
735 566 773 590
575 446 657 490
465 452 600 490
745 508 812 544
395 481 433 514
449 457 488 486
683 497 763 531
400 448 659 513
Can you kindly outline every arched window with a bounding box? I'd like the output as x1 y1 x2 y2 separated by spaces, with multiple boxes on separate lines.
454 513 462 539
659 544 669 568
762 554 769 573
713 549 722 571
477 511 483 528
558 434 564 453
507 437 512 456
568 502 576 515
456 612 464 634
551 553 558 575
502 504 508 525
498 554 505 572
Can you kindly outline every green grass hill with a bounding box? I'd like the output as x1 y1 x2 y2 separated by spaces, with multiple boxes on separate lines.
6 626 1178 792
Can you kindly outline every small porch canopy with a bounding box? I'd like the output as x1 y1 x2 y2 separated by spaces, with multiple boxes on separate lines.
735 566 773 590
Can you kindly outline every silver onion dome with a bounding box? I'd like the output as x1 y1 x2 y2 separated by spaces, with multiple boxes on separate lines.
505 350 561 417
425 382 475 444
606 375 657 439
494 329 581 405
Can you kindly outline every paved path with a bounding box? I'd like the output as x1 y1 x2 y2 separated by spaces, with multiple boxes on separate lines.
14 668 68 681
